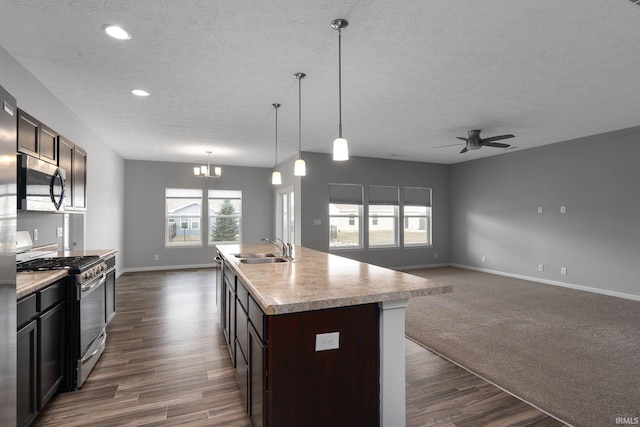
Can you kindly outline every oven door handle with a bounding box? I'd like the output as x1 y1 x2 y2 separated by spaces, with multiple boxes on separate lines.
81 274 106 296
81 330 107 364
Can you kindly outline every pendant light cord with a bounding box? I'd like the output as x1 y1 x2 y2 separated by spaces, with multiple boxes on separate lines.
338 27 343 139
298 75 302 158
273 104 279 168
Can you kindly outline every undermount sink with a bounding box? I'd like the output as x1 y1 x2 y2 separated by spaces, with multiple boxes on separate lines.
239 257 288 264
233 252 279 259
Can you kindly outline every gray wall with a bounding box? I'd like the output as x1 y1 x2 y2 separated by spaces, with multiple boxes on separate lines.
123 160 274 270
297 152 450 269
1 45 125 272
450 127 640 298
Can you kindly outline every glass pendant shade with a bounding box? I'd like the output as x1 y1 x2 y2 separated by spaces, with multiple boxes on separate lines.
214 167 222 177
193 167 200 176
294 159 306 176
333 137 349 161
272 170 282 185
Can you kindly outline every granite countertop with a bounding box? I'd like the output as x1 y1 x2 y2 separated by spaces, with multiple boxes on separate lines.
16 249 117 299
17 270 68 300
217 244 452 315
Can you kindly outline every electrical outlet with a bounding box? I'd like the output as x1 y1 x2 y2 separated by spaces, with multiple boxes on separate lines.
560 206 566 214
154 255 159 261
315 332 339 351
434 252 439 259
561 267 567 275
314 219 321 225
537 206 543 214
481 255 486 263
56 227 63 237
538 264 544 272
33 229 38 241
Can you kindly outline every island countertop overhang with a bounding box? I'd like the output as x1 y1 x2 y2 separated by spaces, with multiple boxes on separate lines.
217 243 452 315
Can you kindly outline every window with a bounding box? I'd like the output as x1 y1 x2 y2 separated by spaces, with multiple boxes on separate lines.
403 187 431 246
209 190 242 245
280 190 295 244
368 186 399 247
329 184 363 249
165 188 203 246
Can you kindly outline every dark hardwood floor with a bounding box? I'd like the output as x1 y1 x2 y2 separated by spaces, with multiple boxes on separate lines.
32 269 566 427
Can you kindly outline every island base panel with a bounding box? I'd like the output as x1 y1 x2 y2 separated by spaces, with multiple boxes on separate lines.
267 303 380 427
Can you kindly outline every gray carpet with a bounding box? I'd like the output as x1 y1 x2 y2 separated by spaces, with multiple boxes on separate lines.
404 267 640 427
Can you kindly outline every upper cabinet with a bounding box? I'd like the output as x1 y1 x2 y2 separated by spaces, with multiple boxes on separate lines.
58 136 86 211
17 109 58 164
17 108 88 211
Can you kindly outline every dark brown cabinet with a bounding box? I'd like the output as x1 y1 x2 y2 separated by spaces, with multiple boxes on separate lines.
58 136 87 211
72 146 86 209
248 321 266 427
17 109 58 165
17 110 39 158
17 279 68 427
17 319 37 427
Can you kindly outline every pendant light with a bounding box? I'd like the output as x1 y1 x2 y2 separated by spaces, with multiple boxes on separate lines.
271 103 282 185
332 18 349 161
294 72 306 176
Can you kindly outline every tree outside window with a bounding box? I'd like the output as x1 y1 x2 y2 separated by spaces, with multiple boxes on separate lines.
209 190 242 245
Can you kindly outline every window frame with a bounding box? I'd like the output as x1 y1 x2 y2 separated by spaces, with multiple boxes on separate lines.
329 184 364 250
402 187 432 247
165 188 203 248
368 185 399 248
208 190 242 246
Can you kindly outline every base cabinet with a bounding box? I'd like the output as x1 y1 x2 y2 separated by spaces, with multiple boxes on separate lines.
17 320 37 427
16 279 68 427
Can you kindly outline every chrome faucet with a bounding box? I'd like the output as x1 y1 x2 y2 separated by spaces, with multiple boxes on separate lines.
261 237 293 261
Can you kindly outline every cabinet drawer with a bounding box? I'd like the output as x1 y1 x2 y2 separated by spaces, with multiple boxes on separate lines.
249 296 265 343
17 294 37 330
236 280 249 312
39 280 66 312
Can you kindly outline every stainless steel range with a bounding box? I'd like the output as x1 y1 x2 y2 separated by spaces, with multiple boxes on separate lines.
17 254 116 390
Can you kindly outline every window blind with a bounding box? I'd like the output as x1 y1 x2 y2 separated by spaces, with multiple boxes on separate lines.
329 184 363 204
369 186 399 205
404 187 431 206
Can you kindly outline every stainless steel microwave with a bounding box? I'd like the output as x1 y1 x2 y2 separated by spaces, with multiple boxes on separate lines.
18 154 66 212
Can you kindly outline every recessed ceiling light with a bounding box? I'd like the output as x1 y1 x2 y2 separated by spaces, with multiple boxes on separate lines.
103 24 131 40
131 89 150 97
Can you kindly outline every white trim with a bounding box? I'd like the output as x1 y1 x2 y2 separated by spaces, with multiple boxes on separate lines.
451 263 640 302
391 263 450 271
379 299 409 427
120 263 216 274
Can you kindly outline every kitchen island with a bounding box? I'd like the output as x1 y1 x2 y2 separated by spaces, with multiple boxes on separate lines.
217 244 451 427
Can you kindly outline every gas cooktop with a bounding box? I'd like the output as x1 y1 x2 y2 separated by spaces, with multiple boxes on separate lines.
17 256 100 273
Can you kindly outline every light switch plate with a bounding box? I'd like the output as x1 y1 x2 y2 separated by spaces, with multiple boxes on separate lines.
315 332 339 351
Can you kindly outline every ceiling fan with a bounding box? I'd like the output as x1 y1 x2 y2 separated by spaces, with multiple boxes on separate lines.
435 129 515 154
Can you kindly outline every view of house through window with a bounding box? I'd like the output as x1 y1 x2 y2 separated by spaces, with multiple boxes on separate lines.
209 190 242 244
329 184 363 248
165 188 203 246
403 187 431 246
368 186 399 247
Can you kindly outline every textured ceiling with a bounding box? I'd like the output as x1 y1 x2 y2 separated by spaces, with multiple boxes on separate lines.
0 0 639 167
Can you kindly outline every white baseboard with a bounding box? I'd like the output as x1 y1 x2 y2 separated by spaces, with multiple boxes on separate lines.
393 263 451 271
450 263 640 302
120 263 217 274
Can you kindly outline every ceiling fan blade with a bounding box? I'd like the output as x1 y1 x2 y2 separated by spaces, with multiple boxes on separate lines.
433 143 466 149
482 134 514 142
456 137 468 142
482 142 511 148
460 146 468 154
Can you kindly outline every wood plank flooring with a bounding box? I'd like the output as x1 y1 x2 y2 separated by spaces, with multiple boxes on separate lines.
32 269 566 427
